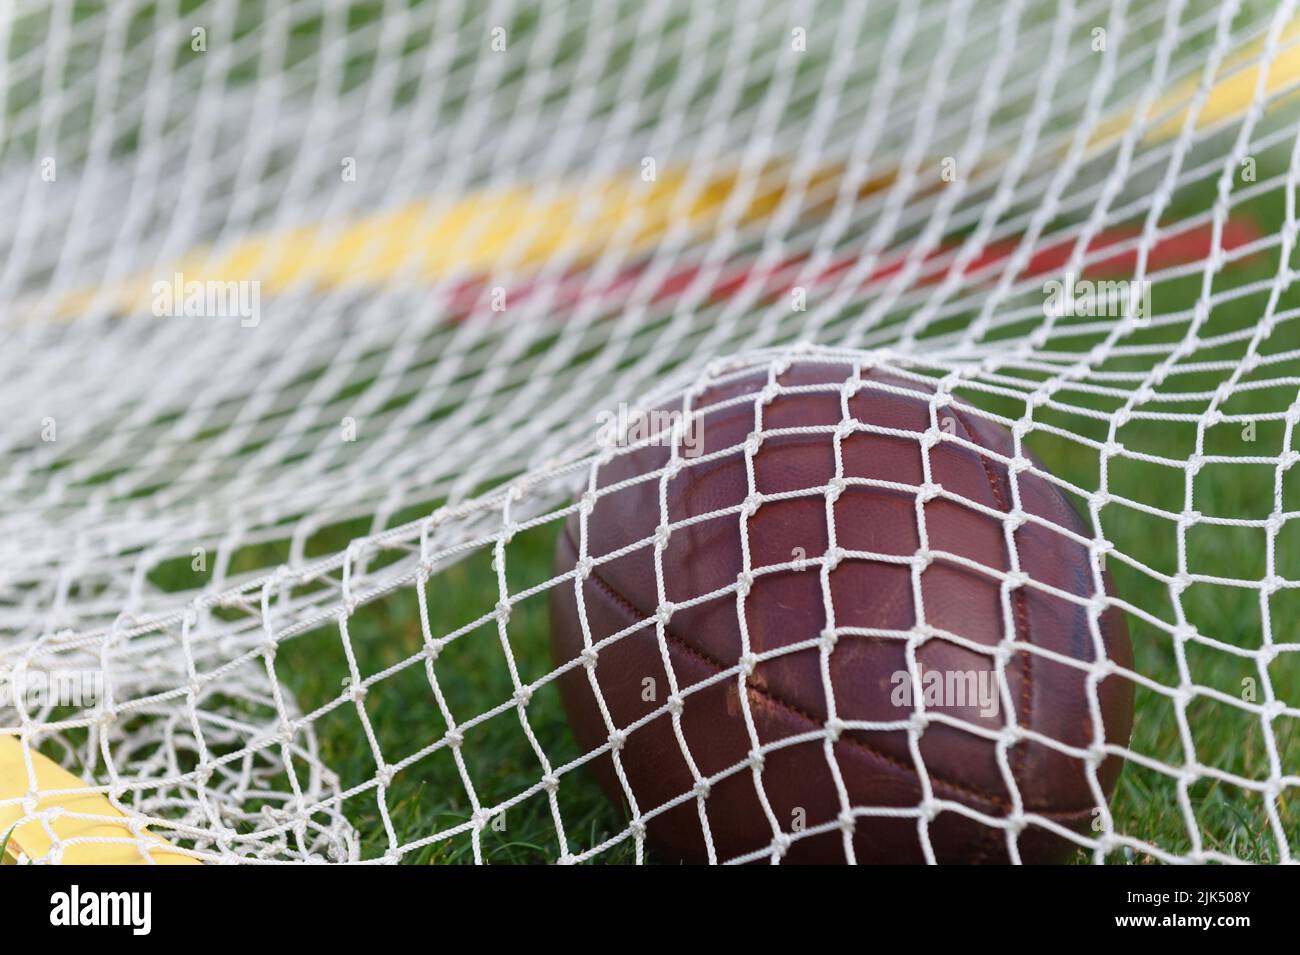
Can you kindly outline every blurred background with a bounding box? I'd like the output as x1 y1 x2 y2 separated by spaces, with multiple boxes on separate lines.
1 0 1297 863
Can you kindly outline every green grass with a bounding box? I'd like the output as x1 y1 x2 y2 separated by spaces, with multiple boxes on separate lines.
9 0 1300 863
271 524 642 864
227 154 1300 862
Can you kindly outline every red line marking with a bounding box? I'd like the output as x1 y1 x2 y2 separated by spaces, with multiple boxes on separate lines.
444 218 1261 317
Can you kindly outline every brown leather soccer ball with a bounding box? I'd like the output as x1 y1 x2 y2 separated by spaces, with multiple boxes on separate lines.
550 361 1133 863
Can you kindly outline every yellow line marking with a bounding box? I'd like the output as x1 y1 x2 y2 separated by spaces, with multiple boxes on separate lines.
1 736 199 865
35 162 863 323
1088 16 1300 151
18 17 1300 326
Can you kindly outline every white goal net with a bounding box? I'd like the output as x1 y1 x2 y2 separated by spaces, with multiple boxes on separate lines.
1 0 1298 864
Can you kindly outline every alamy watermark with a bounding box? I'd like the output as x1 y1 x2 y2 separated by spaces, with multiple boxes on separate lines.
50 885 151 935
1043 272 1151 323
595 403 704 458
152 271 261 327
0 668 104 708
890 667 1000 718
